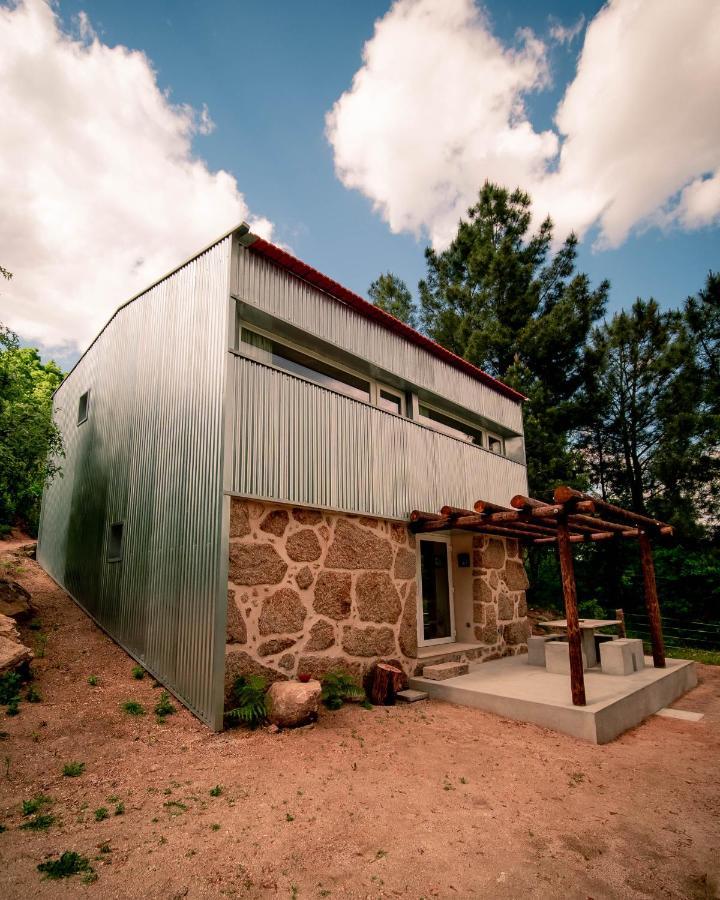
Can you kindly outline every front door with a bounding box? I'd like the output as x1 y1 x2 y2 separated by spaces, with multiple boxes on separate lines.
417 535 455 646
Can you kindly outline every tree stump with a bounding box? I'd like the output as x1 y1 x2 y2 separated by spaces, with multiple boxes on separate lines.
370 662 403 706
615 608 626 639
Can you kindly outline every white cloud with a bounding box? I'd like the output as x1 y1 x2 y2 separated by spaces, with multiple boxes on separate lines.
0 0 272 352
549 15 585 46
326 0 556 249
327 0 720 251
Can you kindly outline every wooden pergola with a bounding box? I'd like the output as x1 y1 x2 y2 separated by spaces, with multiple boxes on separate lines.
410 486 673 707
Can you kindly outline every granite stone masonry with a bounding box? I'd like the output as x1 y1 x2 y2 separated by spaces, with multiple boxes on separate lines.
225 499 530 706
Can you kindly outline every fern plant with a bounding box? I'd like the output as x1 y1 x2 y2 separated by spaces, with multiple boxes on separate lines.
225 675 268 728
321 671 365 710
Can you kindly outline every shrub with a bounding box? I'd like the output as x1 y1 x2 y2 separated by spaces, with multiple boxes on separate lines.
114 802 124 816
62 761 85 777
22 794 51 816
94 807 109 822
87 675 98 687
37 851 92 880
120 700 145 716
225 675 268 728
21 813 55 831
154 692 176 717
0 672 21 705
209 785 223 797
131 666 145 680
25 685 42 703
321 671 365 710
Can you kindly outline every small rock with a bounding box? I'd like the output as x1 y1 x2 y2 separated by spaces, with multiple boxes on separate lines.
267 680 322 728
266 724 280 734
0 635 33 675
0 613 21 643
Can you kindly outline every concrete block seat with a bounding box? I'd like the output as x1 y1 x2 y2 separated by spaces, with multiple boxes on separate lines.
545 640 589 674
600 638 645 675
527 634 563 666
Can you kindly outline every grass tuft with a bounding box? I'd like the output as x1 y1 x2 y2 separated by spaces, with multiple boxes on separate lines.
22 794 52 816
62 761 85 778
131 666 145 680
120 700 145 716
87 675 99 687
20 813 55 831
209 785 223 797
94 807 109 822
154 692 176 717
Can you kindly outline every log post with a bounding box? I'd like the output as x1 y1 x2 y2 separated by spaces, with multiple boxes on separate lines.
615 608 626 639
370 662 404 705
556 518 586 706
638 530 666 668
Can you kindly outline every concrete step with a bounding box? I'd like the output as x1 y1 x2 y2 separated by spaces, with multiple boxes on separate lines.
397 689 428 703
422 661 469 681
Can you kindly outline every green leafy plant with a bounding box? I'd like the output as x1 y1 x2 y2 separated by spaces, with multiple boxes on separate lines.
209 785 223 797
154 692 175 717
22 794 51 816
6 699 19 717
28 618 42 631
0 672 21 705
34 634 48 659
62 761 85 777
37 851 92 880
225 675 268 728
120 700 145 716
25 685 42 703
321 671 365 710
94 807 109 822
87 675 98 687
131 666 145 680
21 813 55 831
114 802 124 816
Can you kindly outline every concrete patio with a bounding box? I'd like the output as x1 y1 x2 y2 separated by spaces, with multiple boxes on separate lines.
409 653 697 743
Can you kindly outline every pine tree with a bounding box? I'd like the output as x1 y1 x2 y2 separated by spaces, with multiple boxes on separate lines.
368 272 418 329
418 183 608 496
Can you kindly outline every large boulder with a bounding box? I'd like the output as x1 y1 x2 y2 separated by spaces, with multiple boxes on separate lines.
0 613 20 643
0 635 33 676
267 680 322 728
0 579 35 622
224 649 286 706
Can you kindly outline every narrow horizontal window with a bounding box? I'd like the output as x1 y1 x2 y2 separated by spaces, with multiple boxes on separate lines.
107 522 124 562
378 388 405 416
240 327 371 402
77 390 89 425
488 435 504 455
418 404 485 447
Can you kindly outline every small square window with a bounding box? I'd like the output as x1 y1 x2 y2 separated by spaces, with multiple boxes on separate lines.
108 522 124 562
77 390 90 425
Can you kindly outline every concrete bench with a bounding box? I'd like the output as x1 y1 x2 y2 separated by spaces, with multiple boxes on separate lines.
600 638 645 675
527 634 563 666
545 640 589 675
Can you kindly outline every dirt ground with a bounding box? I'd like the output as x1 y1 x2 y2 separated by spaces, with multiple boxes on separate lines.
0 536 719 900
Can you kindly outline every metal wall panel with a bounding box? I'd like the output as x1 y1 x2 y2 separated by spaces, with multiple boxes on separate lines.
232 244 524 435
37 237 231 729
228 355 528 519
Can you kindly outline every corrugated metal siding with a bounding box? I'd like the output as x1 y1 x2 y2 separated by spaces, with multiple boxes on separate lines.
37 237 231 729
228 355 528 518
232 244 524 435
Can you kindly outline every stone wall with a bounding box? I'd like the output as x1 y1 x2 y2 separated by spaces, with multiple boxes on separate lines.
472 535 530 655
224 498 530 705
225 498 419 704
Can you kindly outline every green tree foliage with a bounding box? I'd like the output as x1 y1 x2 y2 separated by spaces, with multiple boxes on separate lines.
579 297 719 533
418 183 608 495
368 272 418 329
0 324 64 535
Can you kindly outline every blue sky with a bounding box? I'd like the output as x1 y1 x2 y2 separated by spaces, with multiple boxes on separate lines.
3 0 719 368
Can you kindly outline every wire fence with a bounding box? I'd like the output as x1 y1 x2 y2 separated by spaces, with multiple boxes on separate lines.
623 611 720 651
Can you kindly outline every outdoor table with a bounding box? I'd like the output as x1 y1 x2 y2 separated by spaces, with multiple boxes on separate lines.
539 619 621 668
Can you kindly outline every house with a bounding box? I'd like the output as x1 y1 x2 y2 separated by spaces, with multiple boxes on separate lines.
37 224 531 730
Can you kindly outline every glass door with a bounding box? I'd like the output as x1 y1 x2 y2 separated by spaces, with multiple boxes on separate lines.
418 536 455 645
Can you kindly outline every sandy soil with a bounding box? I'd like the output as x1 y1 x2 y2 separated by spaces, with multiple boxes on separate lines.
0 536 719 900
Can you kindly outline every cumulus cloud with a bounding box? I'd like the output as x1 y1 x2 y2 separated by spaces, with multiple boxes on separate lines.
0 0 272 352
327 0 720 250
326 0 556 249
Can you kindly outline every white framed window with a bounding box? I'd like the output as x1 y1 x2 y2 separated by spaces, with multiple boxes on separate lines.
416 534 456 646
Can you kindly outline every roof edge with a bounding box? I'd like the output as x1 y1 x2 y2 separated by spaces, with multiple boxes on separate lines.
244 235 527 404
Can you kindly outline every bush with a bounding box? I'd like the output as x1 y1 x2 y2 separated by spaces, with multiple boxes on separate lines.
37 851 92 880
225 675 268 728
62 761 84 777
154 692 176 717
321 671 365 710
120 700 145 716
